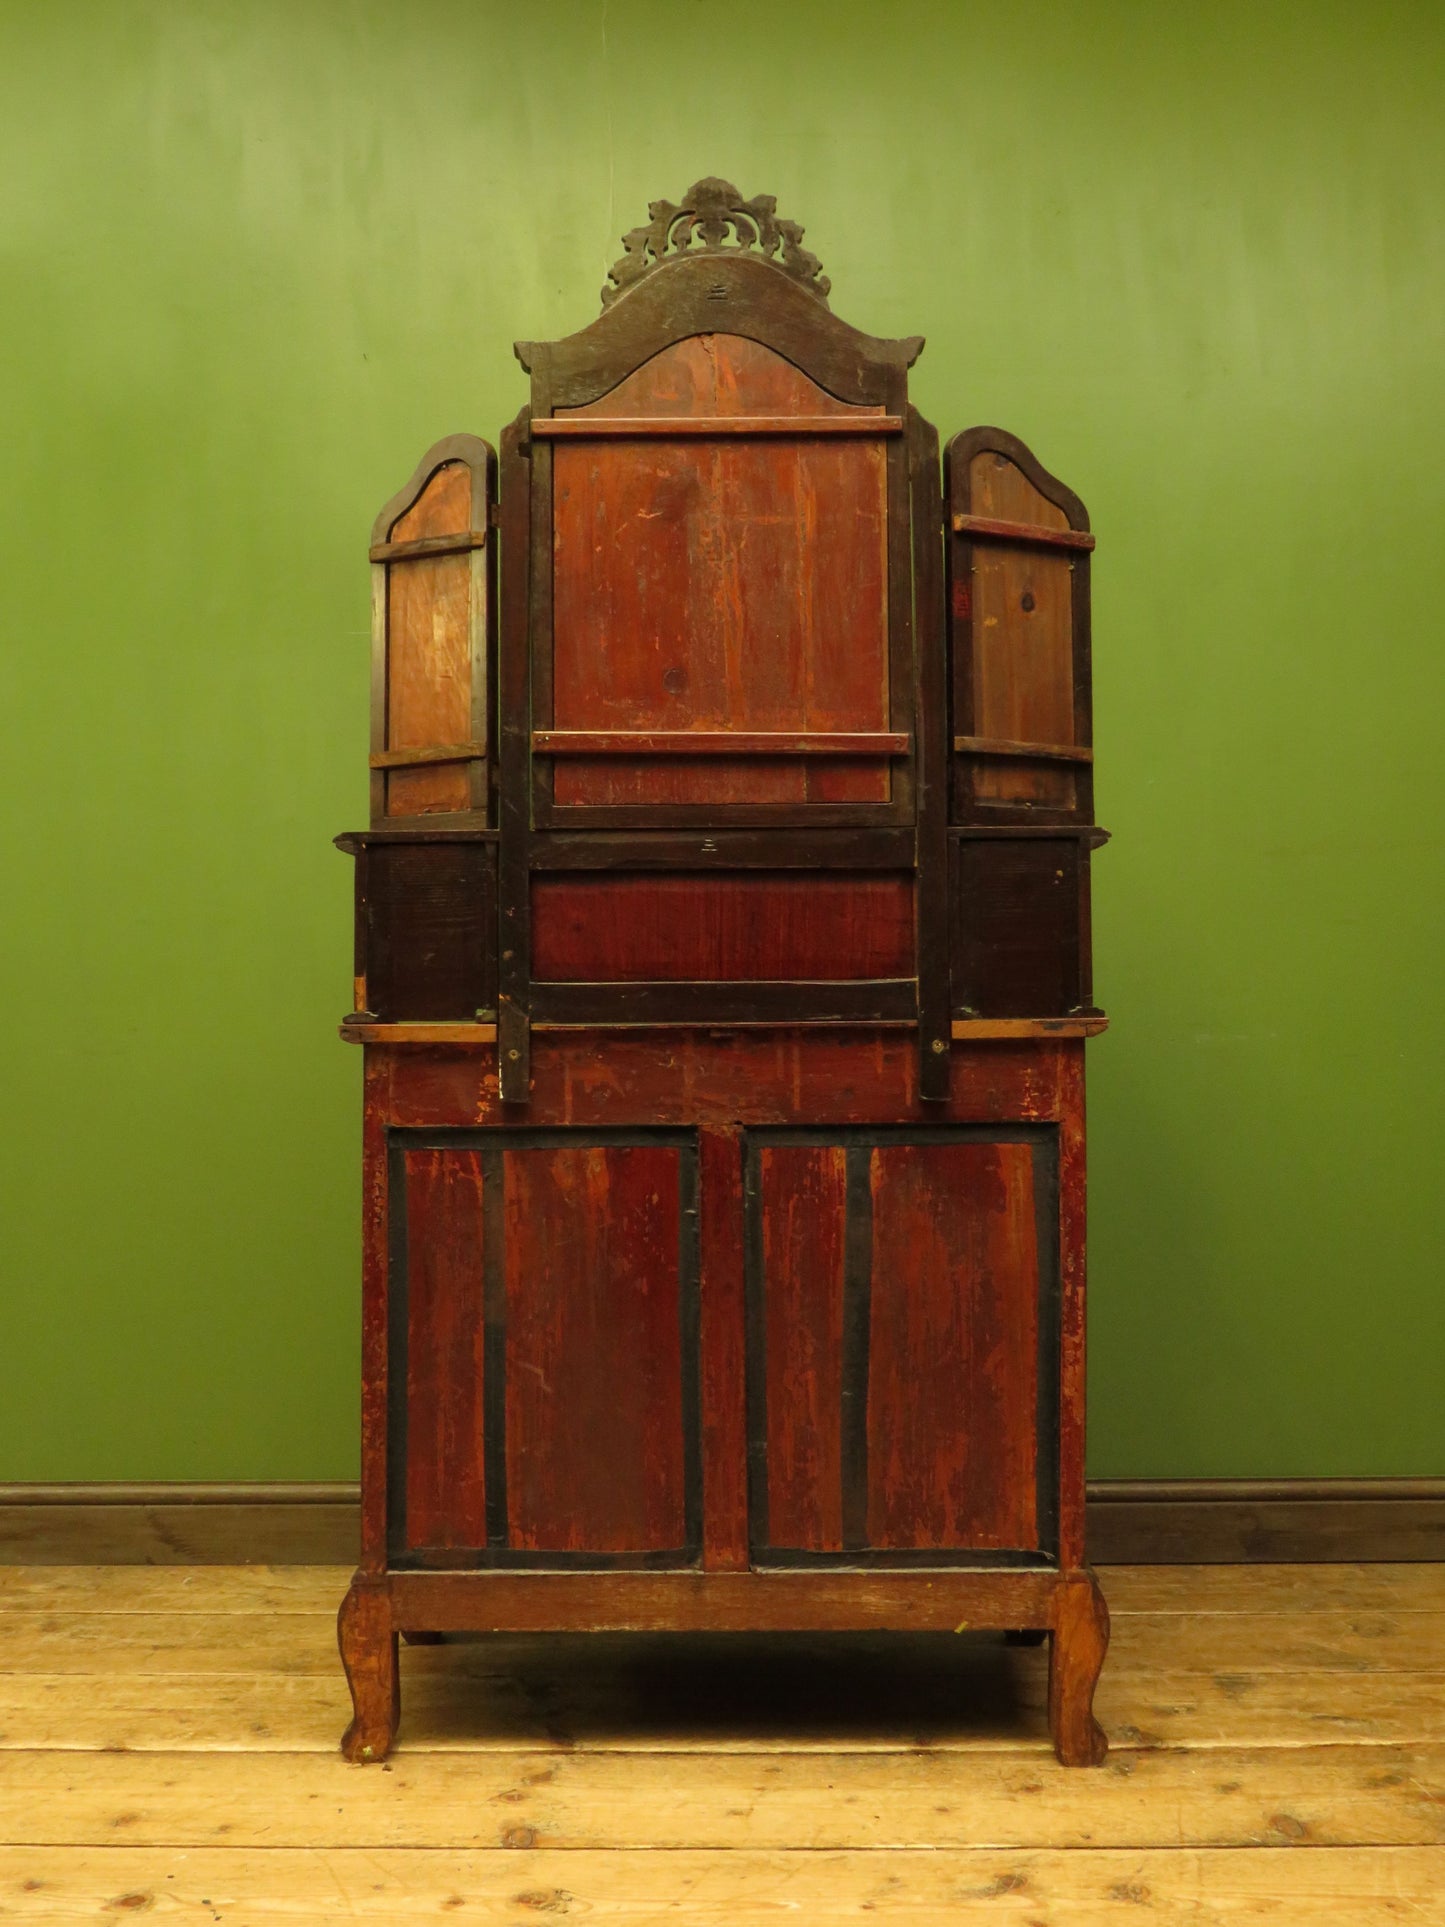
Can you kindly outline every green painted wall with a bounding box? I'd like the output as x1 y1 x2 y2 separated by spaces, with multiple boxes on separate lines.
2 0 1441 1481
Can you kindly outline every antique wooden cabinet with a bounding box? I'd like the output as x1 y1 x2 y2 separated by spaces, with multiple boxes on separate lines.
336 181 1110 1765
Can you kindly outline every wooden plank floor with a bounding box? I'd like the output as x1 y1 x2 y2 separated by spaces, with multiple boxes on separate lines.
1 1565 1441 1921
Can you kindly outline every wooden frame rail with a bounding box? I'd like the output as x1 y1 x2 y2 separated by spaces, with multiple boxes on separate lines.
952 513 1096 552
534 730 909 757
533 415 904 439
953 736 1093 764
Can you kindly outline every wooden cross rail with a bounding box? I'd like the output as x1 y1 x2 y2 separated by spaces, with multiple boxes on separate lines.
952 513 1095 552
953 735 1093 764
533 730 910 756
532 415 904 438
369 742 486 770
368 531 488 563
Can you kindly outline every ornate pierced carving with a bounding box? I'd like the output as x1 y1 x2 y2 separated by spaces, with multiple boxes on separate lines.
602 178 831 308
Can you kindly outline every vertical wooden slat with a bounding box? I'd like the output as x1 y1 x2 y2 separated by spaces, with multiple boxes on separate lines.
909 405 949 1098
1057 1044 1089 1569
497 410 533 1098
699 1127 749 1570
401 1150 487 1551
358 1058 390 1573
759 1144 849 1555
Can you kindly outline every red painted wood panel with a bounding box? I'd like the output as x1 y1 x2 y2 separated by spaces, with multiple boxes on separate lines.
503 1144 687 1553
550 335 889 806
759 1144 849 1552
402 1148 488 1550
866 1141 1040 1550
379 1033 1076 1134
530 873 914 983
387 462 473 816
699 1127 749 1570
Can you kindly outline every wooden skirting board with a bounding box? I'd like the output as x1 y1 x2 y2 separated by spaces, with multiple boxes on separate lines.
1 1479 1440 1565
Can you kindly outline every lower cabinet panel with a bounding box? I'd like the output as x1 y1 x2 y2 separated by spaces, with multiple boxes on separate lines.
388 1130 701 1567
746 1126 1059 1565
388 1122 1056 1572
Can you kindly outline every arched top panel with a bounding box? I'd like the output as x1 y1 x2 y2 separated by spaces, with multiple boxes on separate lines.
945 426 1089 535
557 333 886 424
518 242 923 413
370 433 494 548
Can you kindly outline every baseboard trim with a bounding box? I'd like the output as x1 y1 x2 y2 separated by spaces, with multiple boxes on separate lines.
1 1479 1440 1565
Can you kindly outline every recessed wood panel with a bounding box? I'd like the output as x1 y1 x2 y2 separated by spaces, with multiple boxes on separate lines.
550 335 889 807
530 872 914 983
866 1141 1040 1551
402 1149 487 1551
952 838 1083 1018
365 842 496 1021
503 1143 692 1554
757 1144 849 1553
966 452 1075 810
386 462 475 816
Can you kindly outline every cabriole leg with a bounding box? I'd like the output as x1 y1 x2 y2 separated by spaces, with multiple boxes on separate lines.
338 1573 398 1763
1049 1569 1109 1766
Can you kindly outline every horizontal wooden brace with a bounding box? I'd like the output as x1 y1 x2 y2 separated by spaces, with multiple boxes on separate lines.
953 735 1093 764
386 1567 1064 1633
951 1017 1109 1039
952 513 1095 552
530 827 916 870
532 415 903 439
534 730 910 757
369 742 487 770
531 979 917 1025
368 530 487 562
340 1023 499 1045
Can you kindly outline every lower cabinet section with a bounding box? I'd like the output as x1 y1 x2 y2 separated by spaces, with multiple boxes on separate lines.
386 1123 1057 1570
746 1128 1057 1565
390 1131 701 1567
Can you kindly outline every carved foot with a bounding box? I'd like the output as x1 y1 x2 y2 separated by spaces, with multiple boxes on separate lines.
1049 1570 1109 1766
338 1574 398 1763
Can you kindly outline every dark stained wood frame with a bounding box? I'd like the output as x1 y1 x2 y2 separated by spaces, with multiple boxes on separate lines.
369 434 497 826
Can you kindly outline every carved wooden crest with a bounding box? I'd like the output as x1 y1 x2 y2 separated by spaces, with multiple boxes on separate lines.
602 177 831 309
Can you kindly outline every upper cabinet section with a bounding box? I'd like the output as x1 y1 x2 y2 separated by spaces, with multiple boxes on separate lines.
369 435 495 825
513 178 932 831
946 427 1095 827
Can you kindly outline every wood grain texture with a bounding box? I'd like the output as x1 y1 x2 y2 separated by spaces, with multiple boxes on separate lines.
336 1574 396 1763
531 873 914 982
503 1144 690 1555
401 1150 488 1552
6 1845 1443 1920
967 451 1075 810
698 1129 748 1571
386 462 475 816
866 1142 1040 1551
364 840 496 1021
7 1743 1444 1850
550 335 890 807
758 1145 849 1554
373 1032 1075 1133
952 837 1083 1018
6 1560 1441 1612
13 1603 1445 1679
